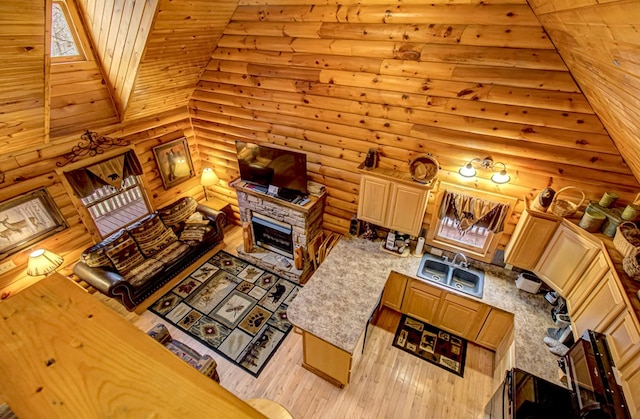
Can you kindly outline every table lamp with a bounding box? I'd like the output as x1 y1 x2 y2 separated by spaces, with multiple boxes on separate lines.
27 249 64 277
200 167 219 201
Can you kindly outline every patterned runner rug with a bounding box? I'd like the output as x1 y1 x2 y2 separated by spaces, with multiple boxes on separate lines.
149 250 300 377
392 314 468 377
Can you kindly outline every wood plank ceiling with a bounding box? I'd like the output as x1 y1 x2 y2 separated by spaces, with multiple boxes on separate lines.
190 0 640 233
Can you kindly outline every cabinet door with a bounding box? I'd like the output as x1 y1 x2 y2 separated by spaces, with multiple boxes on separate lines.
571 270 626 338
604 310 640 369
619 353 640 418
437 293 489 340
401 279 442 324
534 222 599 296
387 183 429 236
475 308 514 351
566 251 609 313
504 209 560 270
357 175 391 226
382 271 408 312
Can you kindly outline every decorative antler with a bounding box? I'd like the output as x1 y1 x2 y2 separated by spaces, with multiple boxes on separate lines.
56 130 130 167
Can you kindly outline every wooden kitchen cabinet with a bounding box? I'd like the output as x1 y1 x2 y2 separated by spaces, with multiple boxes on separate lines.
565 251 609 313
533 221 600 296
382 271 408 311
401 278 443 324
604 310 640 369
619 353 640 418
570 270 626 339
504 204 561 270
475 308 515 351
357 170 430 236
436 293 490 340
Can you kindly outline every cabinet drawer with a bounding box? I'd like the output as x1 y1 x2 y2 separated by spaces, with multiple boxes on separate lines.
410 279 444 297
443 292 484 312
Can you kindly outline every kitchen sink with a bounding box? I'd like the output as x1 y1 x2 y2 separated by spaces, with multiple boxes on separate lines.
416 253 485 298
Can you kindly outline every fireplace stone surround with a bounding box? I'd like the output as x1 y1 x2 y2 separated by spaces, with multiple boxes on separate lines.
232 179 326 284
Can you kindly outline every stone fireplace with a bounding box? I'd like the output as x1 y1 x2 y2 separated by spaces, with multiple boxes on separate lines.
232 179 326 284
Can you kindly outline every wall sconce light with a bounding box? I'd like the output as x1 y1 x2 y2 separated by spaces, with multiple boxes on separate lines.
459 157 511 184
200 167 220 201
27 249 64 277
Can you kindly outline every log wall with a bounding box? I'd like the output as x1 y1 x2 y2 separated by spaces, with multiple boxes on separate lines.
528 0 640 186
190 0 640 239
0 108 204 299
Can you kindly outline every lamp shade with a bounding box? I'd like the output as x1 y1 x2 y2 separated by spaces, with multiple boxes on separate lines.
200 167 219 186
491 170 511 184
458 163 476 178
27 249 63 276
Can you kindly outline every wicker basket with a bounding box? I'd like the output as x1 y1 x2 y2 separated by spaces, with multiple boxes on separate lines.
614 221 640 258
547 186 585 218
623 249 640 281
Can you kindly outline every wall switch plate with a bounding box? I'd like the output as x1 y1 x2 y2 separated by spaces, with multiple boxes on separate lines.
0 260 17 275
430 248 443 257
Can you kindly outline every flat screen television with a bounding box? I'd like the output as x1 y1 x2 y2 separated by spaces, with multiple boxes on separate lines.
235 141 308 198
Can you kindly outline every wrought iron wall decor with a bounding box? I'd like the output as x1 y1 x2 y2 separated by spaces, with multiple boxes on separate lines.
57 130 130 167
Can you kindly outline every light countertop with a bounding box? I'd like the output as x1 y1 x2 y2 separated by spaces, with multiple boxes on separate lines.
287 236 561 384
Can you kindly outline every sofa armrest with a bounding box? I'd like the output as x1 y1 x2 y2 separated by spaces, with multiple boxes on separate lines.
196 204 227 233
73 261 125 295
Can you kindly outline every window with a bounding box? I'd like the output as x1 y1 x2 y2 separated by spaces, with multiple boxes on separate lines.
51 1 84 61
426 184 516 263
81 176 149 237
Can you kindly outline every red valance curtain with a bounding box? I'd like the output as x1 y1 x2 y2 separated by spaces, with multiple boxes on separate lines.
65 151 143 198
438 190 509 234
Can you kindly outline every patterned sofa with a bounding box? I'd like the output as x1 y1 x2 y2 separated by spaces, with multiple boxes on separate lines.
74 197 225 311
147 323 220 383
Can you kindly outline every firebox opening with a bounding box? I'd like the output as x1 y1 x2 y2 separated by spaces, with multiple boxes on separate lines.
251 212 294 258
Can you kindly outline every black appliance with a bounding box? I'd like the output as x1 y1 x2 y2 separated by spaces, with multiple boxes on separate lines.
235 140 308 198
485 331 631 418
561 330 631 418
485 368 577 419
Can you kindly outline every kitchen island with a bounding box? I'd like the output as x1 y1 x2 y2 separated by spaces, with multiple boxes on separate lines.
287 236 559 387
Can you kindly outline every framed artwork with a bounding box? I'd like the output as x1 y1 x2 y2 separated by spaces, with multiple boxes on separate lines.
152 137 195 190
0 188 68 259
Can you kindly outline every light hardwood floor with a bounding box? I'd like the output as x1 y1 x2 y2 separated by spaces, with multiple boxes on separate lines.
97 225 496 418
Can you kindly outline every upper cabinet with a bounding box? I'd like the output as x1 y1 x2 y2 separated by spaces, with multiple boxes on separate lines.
533 222 600 296
357 169 432 236
504 204 561 270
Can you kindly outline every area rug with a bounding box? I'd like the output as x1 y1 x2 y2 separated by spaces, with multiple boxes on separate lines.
149 250 300 377
392 314 468 377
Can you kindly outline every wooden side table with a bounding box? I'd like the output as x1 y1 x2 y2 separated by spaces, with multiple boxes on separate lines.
202 197 232 226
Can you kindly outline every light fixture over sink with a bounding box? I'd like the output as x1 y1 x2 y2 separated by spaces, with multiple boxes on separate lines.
459 157 511 184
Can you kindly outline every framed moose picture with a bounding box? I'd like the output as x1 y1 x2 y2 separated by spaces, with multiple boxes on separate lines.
152 137 195 190
0 188 68 259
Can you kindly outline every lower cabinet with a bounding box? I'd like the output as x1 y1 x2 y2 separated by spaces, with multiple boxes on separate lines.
619 354 640 418
475 308 515 351
570 270 626 339
301 330 363 388
382 271 408 311
437 293 490 341
400 279 443 324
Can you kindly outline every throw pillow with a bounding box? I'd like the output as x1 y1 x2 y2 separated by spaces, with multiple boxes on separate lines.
128 213 177 257
80 244 113 269
105 238 145 277
157 196 198 228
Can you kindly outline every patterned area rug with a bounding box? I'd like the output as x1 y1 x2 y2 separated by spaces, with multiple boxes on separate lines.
392 314 468 377
149 250 300 377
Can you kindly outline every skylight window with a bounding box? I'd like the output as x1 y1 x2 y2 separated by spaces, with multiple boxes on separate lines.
51 1 83 61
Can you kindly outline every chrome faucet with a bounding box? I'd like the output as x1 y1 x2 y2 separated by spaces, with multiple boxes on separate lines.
452 252 468 268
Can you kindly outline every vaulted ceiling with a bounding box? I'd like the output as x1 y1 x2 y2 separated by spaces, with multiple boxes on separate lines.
1 0 639 185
